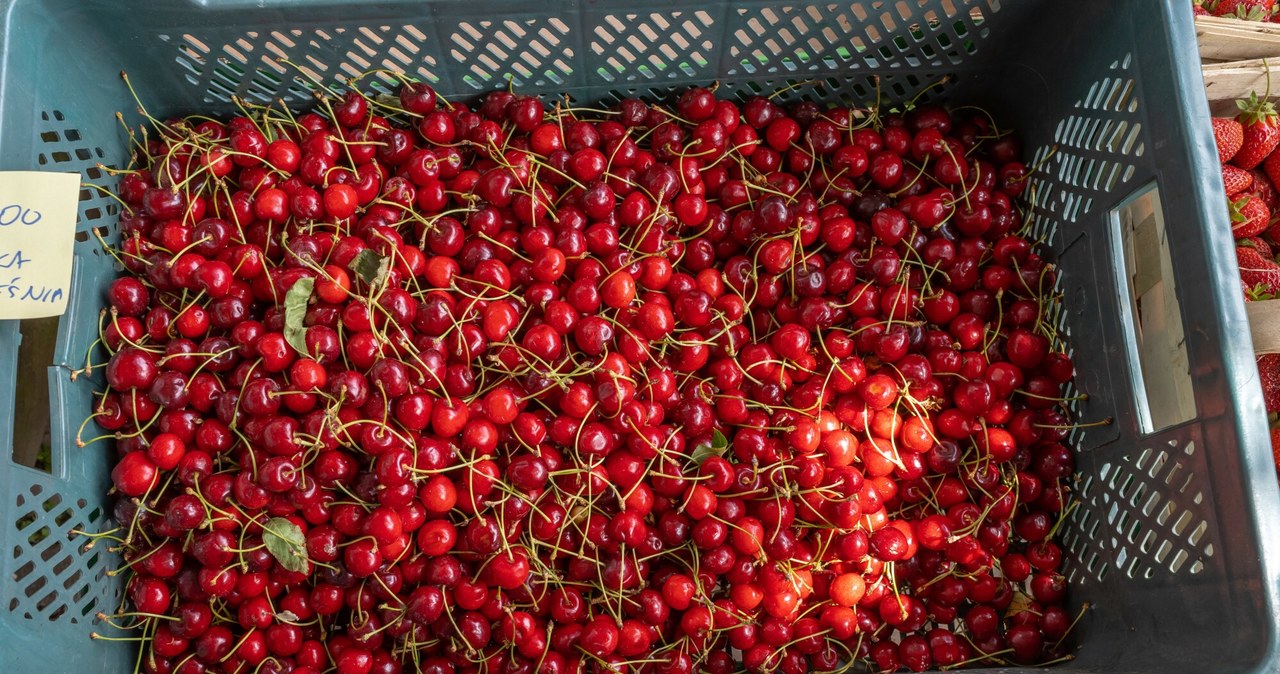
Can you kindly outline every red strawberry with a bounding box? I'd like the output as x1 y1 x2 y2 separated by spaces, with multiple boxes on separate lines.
1247 235 1275 258
1237 244 1280 292
1214 117 1244 163
1214 118 1245 163
1270 427 1280 483
1262 150 1280 198
1260 354 1280 413
1223 164 1254 195
1272 425 1280 480
1232 193 1271 237
1265 213 1280 245
1213 0 1276 19
1234 91 1280 169
1245 270 1280 299
1247 167 1279 209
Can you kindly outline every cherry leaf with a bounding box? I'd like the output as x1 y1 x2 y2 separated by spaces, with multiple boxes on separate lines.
282 277 314 358
690 429 729 466
1007 590 1036 618
349 248 390 287
262 517 309 574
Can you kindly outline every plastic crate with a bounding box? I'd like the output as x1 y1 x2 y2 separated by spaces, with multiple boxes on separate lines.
1 0 1279 672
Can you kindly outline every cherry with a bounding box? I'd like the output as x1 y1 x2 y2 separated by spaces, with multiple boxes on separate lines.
1007 624 1045 663
106 347 159 390
343 539 382 577
335 647 374 674
580 615 620 657
113 451 159 497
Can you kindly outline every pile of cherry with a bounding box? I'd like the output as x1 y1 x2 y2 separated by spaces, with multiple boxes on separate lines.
90 76 1082 674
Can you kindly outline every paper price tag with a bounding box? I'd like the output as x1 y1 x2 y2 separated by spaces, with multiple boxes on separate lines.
0 171 82 319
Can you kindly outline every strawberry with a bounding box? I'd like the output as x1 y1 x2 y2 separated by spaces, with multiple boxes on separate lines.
1243 234 1274 252
1237 244 1280 293
1260 354 1280 413
1261 150 1280 199
1247 235 1275 258
1223 163 1254 195
1234 91 1280 169
1212 0 1276 19
1269 429 1280 488
1232 193 1271 237
1270 427 1280 484
1266 213 1280 245
1248 167 1279 209
1214 117 1244 163
1246 276 1279 300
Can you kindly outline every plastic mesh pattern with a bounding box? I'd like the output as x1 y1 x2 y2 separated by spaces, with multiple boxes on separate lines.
724 1 992 77
6 484 112 622
35 110 118 236
1028 54 1144 229
153 3 1000 106
450 17 575 90
589 10 716 83
1063 439 1214 584
161 26 451 104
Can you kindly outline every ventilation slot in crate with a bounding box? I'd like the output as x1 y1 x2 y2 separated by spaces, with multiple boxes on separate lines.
7 485 113 622
1029 53 1144 230
590 11 715 83
162 25 450 104
1062 438 1214 584
452 18 574 90
36 110 118 238
725 2 990 77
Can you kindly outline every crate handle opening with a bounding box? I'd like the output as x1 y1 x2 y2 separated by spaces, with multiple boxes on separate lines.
10 318 57 473
1110 182 1196 434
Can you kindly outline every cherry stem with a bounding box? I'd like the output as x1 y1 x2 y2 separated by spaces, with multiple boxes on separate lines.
1035 417 1114 430
1045 498 1081 542
1051 601 1092 651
